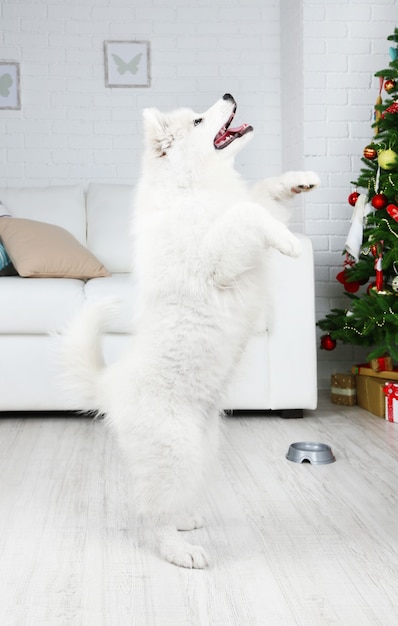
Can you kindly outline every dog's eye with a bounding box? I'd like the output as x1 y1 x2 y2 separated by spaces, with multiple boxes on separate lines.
193 118 203 127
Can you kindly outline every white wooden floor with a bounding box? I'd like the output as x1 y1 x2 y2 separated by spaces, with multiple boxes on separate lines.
0 393 398 626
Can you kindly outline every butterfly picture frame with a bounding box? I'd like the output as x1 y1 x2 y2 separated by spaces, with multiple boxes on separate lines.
0 61 21 110
104 41 151 88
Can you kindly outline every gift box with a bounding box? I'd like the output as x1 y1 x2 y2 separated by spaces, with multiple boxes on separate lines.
331 373 356 406
383 382 398 423
369 356 393 372
351 363 398 381
355 375 393 418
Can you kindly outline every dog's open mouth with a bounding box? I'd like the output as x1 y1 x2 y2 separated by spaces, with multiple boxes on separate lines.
214 104 253 150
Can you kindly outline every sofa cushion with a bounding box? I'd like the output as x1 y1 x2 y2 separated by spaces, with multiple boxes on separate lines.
0 276 86 333
0 218 110 279
84 274 136 333
0 184 86 244
86 183 134 273
0 200 11 217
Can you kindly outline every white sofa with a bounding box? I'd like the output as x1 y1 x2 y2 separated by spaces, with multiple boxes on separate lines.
0 183 317 415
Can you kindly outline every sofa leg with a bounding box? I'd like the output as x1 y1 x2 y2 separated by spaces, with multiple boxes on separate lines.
224 409 304 418
280 409 303 419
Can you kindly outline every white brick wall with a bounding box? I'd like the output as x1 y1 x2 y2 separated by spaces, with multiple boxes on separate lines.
0 0 281 186
280 0 305 232
1 0 396 391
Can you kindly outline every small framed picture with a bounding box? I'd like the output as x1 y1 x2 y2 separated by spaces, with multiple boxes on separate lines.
0 61 21 110
104 41 151 88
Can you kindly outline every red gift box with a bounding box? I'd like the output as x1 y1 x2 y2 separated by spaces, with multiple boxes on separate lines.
370 356 393 372
383 382 398 423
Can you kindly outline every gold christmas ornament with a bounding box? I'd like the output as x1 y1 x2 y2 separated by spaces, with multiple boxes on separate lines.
378 148 398 170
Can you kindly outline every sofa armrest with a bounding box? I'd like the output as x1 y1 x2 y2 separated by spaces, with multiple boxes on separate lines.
267 234 317 410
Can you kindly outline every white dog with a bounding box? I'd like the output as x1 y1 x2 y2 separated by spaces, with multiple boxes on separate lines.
61 94 319 569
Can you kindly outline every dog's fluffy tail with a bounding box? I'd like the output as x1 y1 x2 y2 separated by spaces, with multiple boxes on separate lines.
59 299 118 412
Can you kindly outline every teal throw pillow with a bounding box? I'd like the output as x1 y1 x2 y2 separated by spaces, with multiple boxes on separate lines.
0 243 11 271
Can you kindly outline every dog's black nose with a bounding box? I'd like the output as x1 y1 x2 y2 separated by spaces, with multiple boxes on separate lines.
223 93 234 101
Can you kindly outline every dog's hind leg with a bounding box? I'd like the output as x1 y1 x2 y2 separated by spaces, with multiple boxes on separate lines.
124 407 211 568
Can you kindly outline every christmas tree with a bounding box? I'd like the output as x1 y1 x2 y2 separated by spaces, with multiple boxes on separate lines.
318 28 398 362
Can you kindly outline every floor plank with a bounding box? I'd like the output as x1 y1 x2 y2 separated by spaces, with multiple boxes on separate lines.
0 395 397 625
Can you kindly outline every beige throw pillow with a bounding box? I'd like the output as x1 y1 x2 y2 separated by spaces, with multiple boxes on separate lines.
0 217 111 279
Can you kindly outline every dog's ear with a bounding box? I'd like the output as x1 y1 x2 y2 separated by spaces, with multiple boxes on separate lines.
143 108 174 157
143 108 164 133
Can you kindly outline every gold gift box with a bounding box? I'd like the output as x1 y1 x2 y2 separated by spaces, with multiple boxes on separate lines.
331 373 356 406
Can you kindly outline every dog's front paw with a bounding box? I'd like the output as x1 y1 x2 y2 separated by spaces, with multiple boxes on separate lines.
266 221 302 258
273 231 302 258
283 234 302 258
286 171 321 194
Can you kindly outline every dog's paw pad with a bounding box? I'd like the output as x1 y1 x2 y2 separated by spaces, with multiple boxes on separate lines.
289 171 320 194
295 184 315 192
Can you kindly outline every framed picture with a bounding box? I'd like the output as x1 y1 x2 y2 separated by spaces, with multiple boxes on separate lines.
0 61 21 110
104 41 151 88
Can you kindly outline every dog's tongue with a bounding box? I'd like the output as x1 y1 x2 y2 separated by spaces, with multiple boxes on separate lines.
214 123 252 149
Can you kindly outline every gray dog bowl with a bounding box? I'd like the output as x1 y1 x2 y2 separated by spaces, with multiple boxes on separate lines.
286 442 336 465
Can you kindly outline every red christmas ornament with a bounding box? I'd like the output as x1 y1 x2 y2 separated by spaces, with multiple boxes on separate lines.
363 146 377 160
320 334 337 351
336 270 346 284
384 79 396 93
348 192 359 206
371 193 388 210
336 268 360 293
386 203 398 222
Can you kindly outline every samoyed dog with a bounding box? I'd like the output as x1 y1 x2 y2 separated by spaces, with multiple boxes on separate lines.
61 94 319 569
